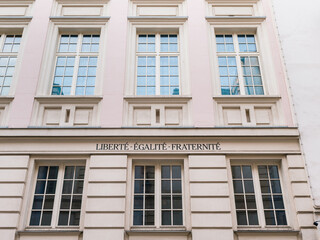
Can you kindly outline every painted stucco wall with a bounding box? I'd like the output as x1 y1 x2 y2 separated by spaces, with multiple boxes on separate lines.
272 0 320 206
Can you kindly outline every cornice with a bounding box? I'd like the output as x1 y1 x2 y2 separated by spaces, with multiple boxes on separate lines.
50 16 110 24
0 96 14 104
213 95 281 104
0 127 299 138
128 16 188 23
206 16 266 25
124 95 192 104
0 16 32 24
206 0 259 4
34 96 103 104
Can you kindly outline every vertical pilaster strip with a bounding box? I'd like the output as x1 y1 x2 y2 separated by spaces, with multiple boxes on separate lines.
83 155 127 240
189 155 234 240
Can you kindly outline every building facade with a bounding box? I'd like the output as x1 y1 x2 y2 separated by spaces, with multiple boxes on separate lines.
0 0 318 240
272 0 320 227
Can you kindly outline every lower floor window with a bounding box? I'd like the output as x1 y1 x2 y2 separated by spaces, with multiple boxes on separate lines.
30 164 85 227
231 164 287 226
133 164 183 226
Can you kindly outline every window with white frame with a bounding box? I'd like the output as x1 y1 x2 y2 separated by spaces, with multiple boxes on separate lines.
136 34 180 96
133 164 183 226
231 164 287 226
51 34 100 96
215 34 264 96
0 34 22 95
29 164 86 227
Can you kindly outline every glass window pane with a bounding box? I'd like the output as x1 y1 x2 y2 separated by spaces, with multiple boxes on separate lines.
232 166 242 178
133 211 143 225
273 195 285 209
276 211 287 225
162 196 171 209
235 195 245 209
242 166 252 178
60 195 71 209
246 195 257 209
172 180 182 193
58 211 69 226
248 211 259 225
134 195 143 209
173 196 182 209
62 180 73 194
161 180 171 193
244 180 254 193
135 166 144 179
145 211 154 225
71 195 82 209
236 211 247 225
161 166 170 178
145 180 154 193
269 166 279 179
264 211 276 225
44 195 54 209
73 180 84 194
233 180 243 193
134 180 144 193
70 211 80 225
41 211 52 226
32 196 43 209
30 211 41 226
173 211 183 225
162 210 171 225
172 166 181 178
145 195 154 209
46 181 57 194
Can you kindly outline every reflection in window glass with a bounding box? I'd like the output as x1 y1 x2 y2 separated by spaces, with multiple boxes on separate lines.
52 34 100 96
136 34 179 96
215 34 264 95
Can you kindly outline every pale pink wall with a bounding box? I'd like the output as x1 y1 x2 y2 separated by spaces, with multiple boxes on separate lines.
9 0 53 128
100 0 128 127
261 0 294 127
7 0 294 128
187 0 215 127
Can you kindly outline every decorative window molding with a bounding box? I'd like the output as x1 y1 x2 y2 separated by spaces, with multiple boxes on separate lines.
31 96 102 127
36 18 108 96
27 161 87 228
128 0 186 17
123 96 192 127
0 0 34 17
53 0 109 17
213 95 285 126
205 0 262 17
207 17 280 97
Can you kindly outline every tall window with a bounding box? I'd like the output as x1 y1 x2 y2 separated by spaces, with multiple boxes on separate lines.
133 164 183 226
51 34 100 96
136 34 180 96
216 34 264 95
0 34 22 95
231 164 287 226
30 165 85 227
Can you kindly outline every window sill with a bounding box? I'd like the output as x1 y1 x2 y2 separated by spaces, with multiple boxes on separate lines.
18 229 82 236
235 227 299 234
126 227 190 236
213 95 281 103
124 95 192 104
0 96 14 104
34 95 103 104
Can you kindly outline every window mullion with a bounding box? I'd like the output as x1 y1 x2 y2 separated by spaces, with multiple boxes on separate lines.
234 34 245 95
156 34 160 95
252 164 265 227
51 166 63 228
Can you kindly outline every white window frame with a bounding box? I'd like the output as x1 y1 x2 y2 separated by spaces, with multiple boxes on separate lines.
36 19 109 96
135 33 181 96
27 161 87 229
215 33 264 96
125 18 189 97
229 160 289 228
130 159 185 229
207 17 280 96
51 33 100 96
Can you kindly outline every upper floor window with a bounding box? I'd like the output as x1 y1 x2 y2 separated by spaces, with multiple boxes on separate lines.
231 164 287 226
0 34 22 95
29 164 85 227
51 34 100 96
136 34 180 96
216 34 264 96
